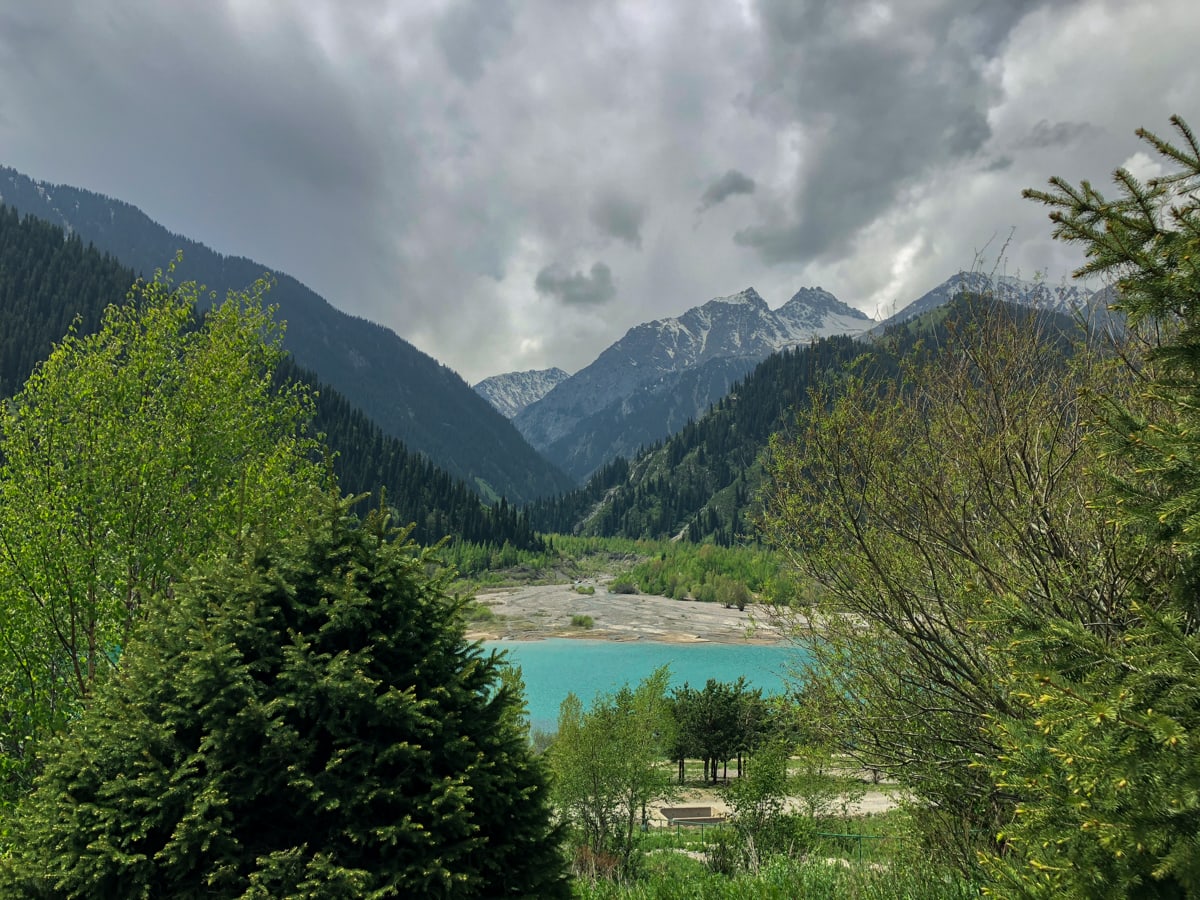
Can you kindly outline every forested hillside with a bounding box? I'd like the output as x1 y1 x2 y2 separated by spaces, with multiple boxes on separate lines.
0 205 541 550
0 168 574 504
534 298 1082 544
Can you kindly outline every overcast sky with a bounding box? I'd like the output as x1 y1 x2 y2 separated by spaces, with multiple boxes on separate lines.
1 0 1195 383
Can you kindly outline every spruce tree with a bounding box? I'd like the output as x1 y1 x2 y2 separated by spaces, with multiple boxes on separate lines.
978 116 1200 897
2 501 568 899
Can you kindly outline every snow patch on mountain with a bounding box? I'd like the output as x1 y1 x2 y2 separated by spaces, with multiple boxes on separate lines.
474 367 570 419
872 271 1094 333
514 286 873 477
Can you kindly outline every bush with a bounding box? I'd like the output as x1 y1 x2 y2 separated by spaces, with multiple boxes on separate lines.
571 614 595 629
609 580 637 595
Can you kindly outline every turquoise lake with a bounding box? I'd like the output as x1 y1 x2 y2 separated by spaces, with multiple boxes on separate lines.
486 639 803 732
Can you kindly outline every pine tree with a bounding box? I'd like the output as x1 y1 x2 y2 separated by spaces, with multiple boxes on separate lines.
2 501 568 899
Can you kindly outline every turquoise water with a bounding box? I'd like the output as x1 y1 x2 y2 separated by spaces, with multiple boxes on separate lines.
486 639 803 732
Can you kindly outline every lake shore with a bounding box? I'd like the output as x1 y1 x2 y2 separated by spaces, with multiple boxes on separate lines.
465 579 787 644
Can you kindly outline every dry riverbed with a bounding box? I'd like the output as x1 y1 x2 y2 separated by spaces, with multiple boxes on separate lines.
465 578 784 644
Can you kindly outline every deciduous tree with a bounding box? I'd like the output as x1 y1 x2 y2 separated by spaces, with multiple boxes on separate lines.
0 265 328 803
550 667 676 877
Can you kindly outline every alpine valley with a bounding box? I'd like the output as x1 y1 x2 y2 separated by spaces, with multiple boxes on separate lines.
0 164 1109 552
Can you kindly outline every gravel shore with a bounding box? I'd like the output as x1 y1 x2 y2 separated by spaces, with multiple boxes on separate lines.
465 578 785 644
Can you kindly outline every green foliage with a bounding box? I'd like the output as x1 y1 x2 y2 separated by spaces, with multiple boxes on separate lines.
550 667 677 877
288 356 545 551
572 848 978 899
0 205 134 397
0 265 330 803
671 679 767 784
530 337 872 543
608 580 638 595
570 615 596 629
1 173 576 504
722 742 791 870
619 543 784 604
761 296 1131 873
974 117 1200 897
1 502 568 899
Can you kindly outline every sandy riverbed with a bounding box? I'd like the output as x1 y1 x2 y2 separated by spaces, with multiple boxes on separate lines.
465 578 786 644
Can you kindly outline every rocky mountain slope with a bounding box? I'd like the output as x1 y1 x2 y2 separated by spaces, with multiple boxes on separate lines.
474 367 569 418
0 167 573 504
871 271 1093 333
514 286 873 481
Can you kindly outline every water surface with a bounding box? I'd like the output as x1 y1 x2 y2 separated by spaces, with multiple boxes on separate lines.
486 638 803 732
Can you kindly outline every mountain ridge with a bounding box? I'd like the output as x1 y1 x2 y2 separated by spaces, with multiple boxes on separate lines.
0 166 573 504
514 285 874 480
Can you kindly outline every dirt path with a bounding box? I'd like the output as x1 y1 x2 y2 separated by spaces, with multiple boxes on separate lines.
466 578 785 644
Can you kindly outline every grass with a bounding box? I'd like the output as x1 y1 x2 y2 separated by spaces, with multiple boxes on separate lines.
572 849 978 899
571 615 596 629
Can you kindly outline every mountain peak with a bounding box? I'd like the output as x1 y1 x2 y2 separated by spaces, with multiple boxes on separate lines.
697 287 767 313
474 367 570 419
513 283 871 479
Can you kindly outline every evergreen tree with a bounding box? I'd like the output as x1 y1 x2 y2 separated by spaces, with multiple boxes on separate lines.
2 501 568 899
978 116 1200 897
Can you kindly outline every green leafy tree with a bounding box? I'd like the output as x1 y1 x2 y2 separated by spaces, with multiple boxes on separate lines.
761 297 1144 871
0 265 329 803
722 741 792 872
550 667 676 877
671 678 766 783
977 117 1200 897
1 501 568 899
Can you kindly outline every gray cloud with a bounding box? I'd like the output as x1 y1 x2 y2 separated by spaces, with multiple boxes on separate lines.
535 262 616 306
698 169 757 213
590 191 646 248
436 0 514 84
0 0 1194 383
1018 119 1095 149
735 0 1061 264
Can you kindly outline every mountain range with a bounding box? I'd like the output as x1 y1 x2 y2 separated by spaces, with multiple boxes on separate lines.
531 294 1092 544
0 204 544 549
512 286 873 481
1 162 1115 526
0 166 573 505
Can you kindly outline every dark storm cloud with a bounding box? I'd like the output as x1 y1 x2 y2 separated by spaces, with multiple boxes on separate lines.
0 0 400 315
697 169 757 213
2 0 1190 384
535 262 616 306
436 0 514 83
1018 119 1095 149
589 191 646 249
735 0 1069 265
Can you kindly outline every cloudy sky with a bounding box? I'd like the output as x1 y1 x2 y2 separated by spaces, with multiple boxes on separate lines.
1 0 1195 383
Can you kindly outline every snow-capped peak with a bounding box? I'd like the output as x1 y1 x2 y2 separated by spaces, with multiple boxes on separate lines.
474 367 570 419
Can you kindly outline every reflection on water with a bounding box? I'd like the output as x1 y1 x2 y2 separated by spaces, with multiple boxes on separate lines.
485 638 803 733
